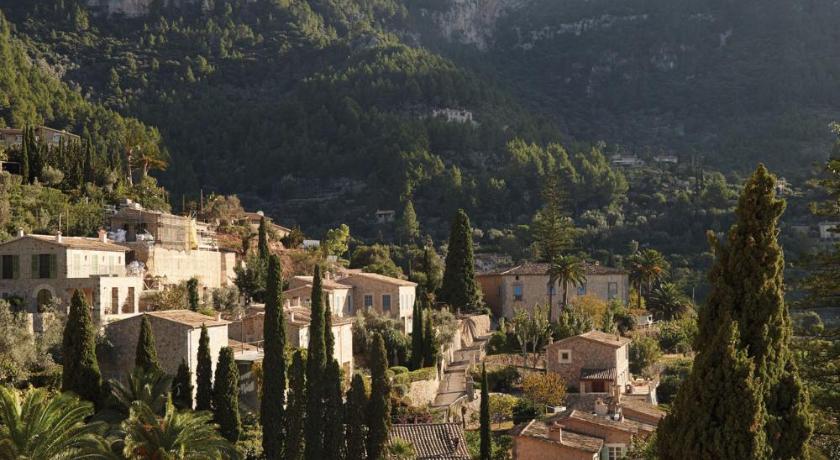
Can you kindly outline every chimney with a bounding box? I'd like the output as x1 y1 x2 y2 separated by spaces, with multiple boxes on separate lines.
98 228 107 243
594 398 608 416
547 423 564 442
17 229 24 237
55 231 62 243
290 311 295 323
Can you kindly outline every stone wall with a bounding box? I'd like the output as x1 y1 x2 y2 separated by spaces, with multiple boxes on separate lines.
340 276 415 332
129 244 235 289
546 337 623 390
512 433 597 460
405 375 440 407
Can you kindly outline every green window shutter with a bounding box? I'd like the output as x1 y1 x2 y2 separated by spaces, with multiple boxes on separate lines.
31 255 39 279
49 254 57 279
12 255 19 279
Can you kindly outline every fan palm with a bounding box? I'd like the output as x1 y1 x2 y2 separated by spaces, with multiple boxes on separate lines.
108 367 174 416
0 386 112 460
627 249 670 310
546 255 586 321
122 399 238 460
647 282 692 321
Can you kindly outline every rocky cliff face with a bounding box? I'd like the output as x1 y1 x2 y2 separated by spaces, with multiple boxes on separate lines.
85 0 193 17
420 0 530 50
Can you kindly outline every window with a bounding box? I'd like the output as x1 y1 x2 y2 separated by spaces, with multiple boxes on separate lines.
126 287 135 314
558 349 572 364
608 282 619 300
606 445 626 460
513 284 523 301
1 255 19 279
31 254 56 279
111 288 119 314
72 254 81 276
382 294 391 312
91 254 99 274
364 295 373 310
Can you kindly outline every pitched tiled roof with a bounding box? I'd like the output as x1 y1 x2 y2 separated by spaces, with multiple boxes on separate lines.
580 367 617 380
563 410 656 434
621 399 666 420
284 306 355 327
389 423 470 459
550 330 631 349
338 272 417 287
290 276 351 290
512 419 604 453
145 310 230 329
9 234 129 252
480 261 626 276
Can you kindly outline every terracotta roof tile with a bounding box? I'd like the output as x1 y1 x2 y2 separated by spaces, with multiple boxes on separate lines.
580 367 617 380
389 423 470 459
512 419 604 453
144 310 229 329
13 234 129 252
480 261 627 276
338 272 417 287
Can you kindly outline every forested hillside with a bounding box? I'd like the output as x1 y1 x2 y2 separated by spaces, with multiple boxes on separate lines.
408 0 840 173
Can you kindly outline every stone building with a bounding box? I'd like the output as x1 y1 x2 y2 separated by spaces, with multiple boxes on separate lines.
0 231 142 319
337 272 417 333
545 331 631 393
0 126 80 149
284 276 353 317
103 310 229 400
477 262 629 320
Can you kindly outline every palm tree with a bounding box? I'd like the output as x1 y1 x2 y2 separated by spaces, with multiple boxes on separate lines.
107 367 174 416
122 399 238 460
647 282 692 321
0 386 112 460
627 249 670 311
387 438 416 460
546 255 586 320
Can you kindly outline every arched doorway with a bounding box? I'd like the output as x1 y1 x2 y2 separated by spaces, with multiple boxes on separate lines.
36 288 53 312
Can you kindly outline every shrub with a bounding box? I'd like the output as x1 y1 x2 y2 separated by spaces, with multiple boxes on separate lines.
390 366 409 375
512 398 539 424
657 358 692 405
522 373 566 409
657 317 698 353
629 336 662 376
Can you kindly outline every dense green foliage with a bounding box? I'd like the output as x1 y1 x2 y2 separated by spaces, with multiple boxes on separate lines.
187 277 200 311
212 346 241 442
172 358 193 410
345 373 368 460
195 324 213 411
410 299 424 370
366 332 390 460
322 359 344 460
261 254 286 460
285 350 307 460
61 290 101 404
134 315 161 373
440 209 480 311
304 265 326 460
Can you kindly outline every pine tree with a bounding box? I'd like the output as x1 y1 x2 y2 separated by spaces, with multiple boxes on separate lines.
258 216 270 260
135 315 161 373
323 359 344 460
195 324 213 411
172 359 193 410
285 350 306 460
659 165 811 458
262 254 287 459
398 200 420 244
366 333 390 460
479 364 491 460
657 319 769 459
532 171 576 262
305 265 327 460
62 290 102 404
410 298 424 370
439 209 480 311
423 310 437 367
213 347 241 442
345 373 368 460
187 277 200 311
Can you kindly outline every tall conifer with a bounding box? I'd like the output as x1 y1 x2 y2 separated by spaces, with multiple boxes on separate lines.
195 324 213 411
187 277 200 311
262 254 287 459
324 296 334 361
172 359 193 410
410 298 424 370
285 350 306 460
258 216 270 260
62 290 101 404
366 333 390 460
480 364 491 460
20 125 30 183
323 359 344 460
213 347 241 442
304 265 327 460
135 315 160 373
439 209 480 311
345 373 368 460
423 310 437 367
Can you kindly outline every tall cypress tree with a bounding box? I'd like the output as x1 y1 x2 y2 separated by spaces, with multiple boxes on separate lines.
62 290 101 404
659 165 812 458
345 373 368 460
285 350 306 460
324 295 334 361
439 209 480 311
20 125 30 183
262 254 287 459
187 277 200 311
479 364 491 460
258 216 270 260
304 265 327 460
172 359 193 410
410 298 424 370
423 310 437 367
135 315 160 373
366 333 390 460
323 359 344 460
213 347 241 442
195 324 213 411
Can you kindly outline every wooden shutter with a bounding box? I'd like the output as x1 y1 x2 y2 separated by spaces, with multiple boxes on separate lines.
31 255 38 279
49 254 57 278
11 255 19 279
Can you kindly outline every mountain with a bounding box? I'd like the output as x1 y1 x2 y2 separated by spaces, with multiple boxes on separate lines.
406 0 840 173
